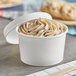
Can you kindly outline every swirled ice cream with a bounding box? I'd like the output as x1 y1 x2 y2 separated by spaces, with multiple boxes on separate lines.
18 18 66 37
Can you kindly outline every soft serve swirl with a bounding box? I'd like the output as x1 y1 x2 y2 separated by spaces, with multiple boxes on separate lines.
18 18 66 37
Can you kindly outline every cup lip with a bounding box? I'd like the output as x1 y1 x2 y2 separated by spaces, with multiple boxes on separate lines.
16 22 68 39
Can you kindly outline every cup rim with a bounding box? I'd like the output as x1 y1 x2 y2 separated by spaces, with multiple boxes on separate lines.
16 22 68 39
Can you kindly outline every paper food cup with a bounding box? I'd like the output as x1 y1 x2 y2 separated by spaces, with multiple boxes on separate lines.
4 12 68 66
16 23 68 66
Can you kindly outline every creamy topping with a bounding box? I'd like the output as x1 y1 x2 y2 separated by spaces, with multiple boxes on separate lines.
18 18 66 37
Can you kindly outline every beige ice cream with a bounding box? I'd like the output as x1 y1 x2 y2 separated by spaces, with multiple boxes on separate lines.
18 18 66 37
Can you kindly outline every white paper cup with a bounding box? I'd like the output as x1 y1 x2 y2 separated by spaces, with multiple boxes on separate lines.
16 23 68 66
